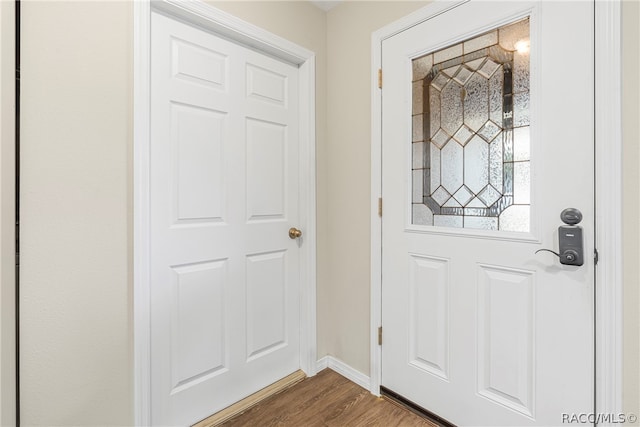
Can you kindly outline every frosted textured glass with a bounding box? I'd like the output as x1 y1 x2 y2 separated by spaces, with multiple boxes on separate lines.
513 162 530 204
441 81 464 135
442 65 460 78
467 197 486 208
411 18 530 231
478 121 501 142
464 73 489 132
432 73 449 90
413 142 425 169
433 43 462 63
453 125 473 145
465 216 498 230
441 141 463 193
443 197 461 208
464 136 489 194
413 81 423 115
413 170 424 203
478 58 500 78
499 19 529 51
503 129 514 162
489 134 504 191
464 31 498 54
453 186 474 206
432 187 451 206
489 68 504 124
478 185 501 207
488 45 513 65
513 92 530 127
431 144 441 190
503 162 514 196
413 54 433 81
432 129 450 149
429 89 441 138
413 115 423 142
434 215 463 228
413 203 433 225
454 67 473 85
514 50 530 94
500 205 530 232
513 127 530 161
466 57 485 71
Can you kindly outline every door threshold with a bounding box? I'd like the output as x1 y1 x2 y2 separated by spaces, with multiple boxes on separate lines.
380 386 457 427
193 370 306 427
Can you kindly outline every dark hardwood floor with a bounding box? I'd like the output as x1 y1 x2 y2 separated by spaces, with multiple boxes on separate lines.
219 369 438 427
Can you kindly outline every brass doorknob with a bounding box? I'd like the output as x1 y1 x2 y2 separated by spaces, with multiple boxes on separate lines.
289 227 302 239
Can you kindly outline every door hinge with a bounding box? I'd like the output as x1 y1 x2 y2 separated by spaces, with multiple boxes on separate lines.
594 248 599 265
378 326 383 345
378 68 382 89
15 222 19 267
378 197 383 217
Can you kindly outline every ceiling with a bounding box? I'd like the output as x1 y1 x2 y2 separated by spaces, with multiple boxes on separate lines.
309 0 343 12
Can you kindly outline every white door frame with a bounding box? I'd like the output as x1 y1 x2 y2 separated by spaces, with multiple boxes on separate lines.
0 1 16 425
133 1 317 425
370 0 623 421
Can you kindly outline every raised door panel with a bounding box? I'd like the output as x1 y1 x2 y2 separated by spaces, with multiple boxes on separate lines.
246 118 287 221
170 259 228 393
246 63 287 107
477 264 535 417
245 251 288 360
171 37 227 91
171 103 226 224
408 254 450 380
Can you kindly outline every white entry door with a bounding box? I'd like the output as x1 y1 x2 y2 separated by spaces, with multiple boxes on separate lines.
150 12 301 426
381 1 594 425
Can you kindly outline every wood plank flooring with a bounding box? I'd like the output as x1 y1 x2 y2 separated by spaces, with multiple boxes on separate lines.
218 369 438 427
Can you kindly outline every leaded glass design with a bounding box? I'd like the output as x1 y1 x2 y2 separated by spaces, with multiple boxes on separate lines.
411 18 530 232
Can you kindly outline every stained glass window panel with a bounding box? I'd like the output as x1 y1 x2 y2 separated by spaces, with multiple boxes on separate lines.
411 18 530 232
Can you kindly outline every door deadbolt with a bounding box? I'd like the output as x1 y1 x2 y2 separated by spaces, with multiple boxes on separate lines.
289 227 302 239
535 208 585 266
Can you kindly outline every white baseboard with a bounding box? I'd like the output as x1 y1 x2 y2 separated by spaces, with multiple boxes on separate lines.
316 356 329 371
316 356 371 391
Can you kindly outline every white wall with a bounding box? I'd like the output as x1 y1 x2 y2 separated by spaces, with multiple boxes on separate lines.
20 2 133 425
324 1 428 375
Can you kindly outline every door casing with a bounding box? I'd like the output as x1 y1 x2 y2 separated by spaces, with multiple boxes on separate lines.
0 1 16 424
370 0 623 418
133 1 317 425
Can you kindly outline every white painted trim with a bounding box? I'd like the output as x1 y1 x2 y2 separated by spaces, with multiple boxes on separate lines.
0 2 16 425
134 1 317 425
316 355 329 372
133 0 152 425
369 24 382 398
152 0 314 65
298 54 318 377
594 0 623 422
316 356 371 391
370 0 623 417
